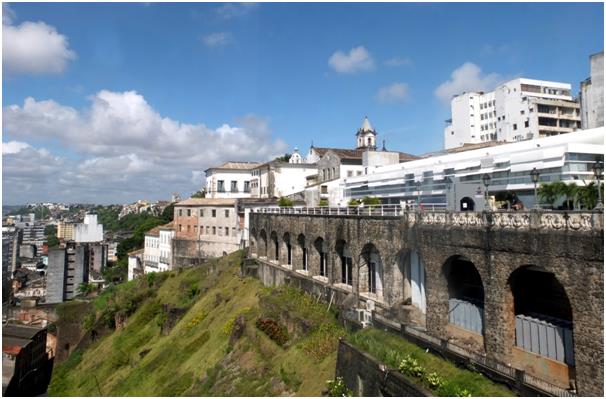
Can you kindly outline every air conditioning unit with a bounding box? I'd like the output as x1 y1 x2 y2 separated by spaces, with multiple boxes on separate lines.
357 309 372 327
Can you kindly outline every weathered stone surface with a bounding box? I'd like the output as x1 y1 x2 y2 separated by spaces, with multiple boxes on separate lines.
249 211 604 396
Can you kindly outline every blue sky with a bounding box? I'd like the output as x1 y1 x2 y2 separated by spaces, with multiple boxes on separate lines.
2 2 604 204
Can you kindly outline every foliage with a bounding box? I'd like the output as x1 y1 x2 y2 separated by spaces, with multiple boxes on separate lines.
44 224 57 236
161 203 175 222
78 282 95 297
348 198 361 206
538 181 603 209
256 317 289 346
302 323 345 361
278 197 294 207
399 354 426 378
275 153 292 162
326 376 352 397
319 199 329 207
191 191 205 198
361 196 382 206
425 372 445 390
47 235 60 248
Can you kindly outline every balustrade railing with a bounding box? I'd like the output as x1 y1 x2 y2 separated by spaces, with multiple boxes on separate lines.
251 207 603 231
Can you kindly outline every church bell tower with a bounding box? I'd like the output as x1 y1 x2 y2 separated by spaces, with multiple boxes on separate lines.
356 116 377 150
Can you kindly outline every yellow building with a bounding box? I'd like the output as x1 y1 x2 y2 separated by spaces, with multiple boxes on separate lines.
57 221 75 241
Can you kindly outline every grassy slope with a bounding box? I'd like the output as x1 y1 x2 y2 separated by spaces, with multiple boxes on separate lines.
49 251 514 397
49 252 339 396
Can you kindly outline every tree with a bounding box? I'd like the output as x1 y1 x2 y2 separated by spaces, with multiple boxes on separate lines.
361 196 382 206
274 153 291 162
44 224 57 236
191 190 205 199
47 236 60 248
161 203 175 222
537 183 558 208
319 199 329 207
278 197 293 207
78 282 95 297
348 198 361 206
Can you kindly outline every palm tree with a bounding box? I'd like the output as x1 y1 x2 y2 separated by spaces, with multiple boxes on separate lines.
537 182 558 208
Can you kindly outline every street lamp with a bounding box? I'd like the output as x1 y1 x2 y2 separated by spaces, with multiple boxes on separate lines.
445 176 453 211
482 173 491 211
592 160 603 210
530 167 540 209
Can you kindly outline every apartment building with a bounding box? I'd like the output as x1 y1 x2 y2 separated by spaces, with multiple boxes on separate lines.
56 221 75 241
250 160 317 198
580 51 604 129
143 226 160 274
74 214 104 243
46 242 89 303
445 78 581 149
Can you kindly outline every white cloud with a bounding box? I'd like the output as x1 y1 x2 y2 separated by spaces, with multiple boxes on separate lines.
384 57 412 67
2 90 288 204
215 3 258 19
201 32 232 48
3 140 31 154
3 8 76 75
376 83 410 104
434 62 504 104
328 46 375 74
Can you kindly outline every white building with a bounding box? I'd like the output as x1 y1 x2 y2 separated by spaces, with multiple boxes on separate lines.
445 78 581 149
580 51 604 130
143 226 160 274
158 222 175 271
346 127 604 210
204 162 261 199
127 249 143 281
74 214 104 243
251 160 317 199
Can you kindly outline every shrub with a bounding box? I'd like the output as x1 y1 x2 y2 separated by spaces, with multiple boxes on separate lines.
319 199 329 207
348 199 361 206
255 317 289 346
302 323 344 361
278 197 293 207
326 377 352 397
425 372 444 390
82 313 96 332
398 354 426 378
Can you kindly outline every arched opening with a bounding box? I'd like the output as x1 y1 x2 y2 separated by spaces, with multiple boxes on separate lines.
270 231 279 262
336 239 352 286
249 228 257 255
359 243 383 300
259 230 267 258
297 234 307 271
460 197 475 211
508 266 575 382
443 256 484 335
282 233 292 265
313 237 328 277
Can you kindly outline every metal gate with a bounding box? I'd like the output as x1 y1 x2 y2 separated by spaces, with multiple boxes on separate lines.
448 298 484 334
515 313 574 365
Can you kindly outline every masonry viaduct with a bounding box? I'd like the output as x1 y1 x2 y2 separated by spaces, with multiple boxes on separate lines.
247 208 603 396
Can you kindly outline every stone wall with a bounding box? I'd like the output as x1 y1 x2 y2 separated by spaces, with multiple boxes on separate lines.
249 210 604 396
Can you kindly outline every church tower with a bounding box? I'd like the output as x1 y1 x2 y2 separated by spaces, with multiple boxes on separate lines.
356 116 377 150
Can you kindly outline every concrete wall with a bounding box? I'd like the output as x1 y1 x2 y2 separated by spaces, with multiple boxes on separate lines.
581 52 604 130
46 249 66 304
249 211 603 396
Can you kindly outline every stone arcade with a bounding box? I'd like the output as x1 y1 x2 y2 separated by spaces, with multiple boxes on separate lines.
247 208 603 396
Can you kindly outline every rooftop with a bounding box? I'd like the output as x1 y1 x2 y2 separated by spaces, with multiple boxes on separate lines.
176 198 237 206
3 324 45 340
313 147 418 162
205 161 262 172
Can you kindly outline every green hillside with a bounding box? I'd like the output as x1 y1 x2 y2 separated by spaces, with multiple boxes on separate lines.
49 251 342 396
49 251 514 397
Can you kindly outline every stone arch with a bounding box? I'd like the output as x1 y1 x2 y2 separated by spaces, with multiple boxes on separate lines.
281 232 292 266
270 231 279 262
258 229 268 258
296 233 308 271
507 265 575 383
359 243 384 301
312 237 328 277
442 255 485 336
335 239 353 286
249 227 258 255
390 249 427 314
460 196 475 211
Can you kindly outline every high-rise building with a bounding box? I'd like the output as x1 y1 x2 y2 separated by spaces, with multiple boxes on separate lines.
444 78 581 149
46 243 90 303
74 214 104 243
57 221 75 241
580 51 604 130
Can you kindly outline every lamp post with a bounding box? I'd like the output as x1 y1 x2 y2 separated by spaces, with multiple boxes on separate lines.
530 167 540 209
482 173 491 211
445 176 453 211
593 160 603 210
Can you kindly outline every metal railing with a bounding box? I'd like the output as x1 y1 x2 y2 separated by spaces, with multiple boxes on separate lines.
252 204 447 217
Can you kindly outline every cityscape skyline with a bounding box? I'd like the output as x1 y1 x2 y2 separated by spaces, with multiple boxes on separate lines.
2 2 604 205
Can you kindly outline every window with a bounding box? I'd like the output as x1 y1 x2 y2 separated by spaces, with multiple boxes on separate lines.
217 180 225 192
347 171 353 177
206 226 210 234
225 227 229 236
513 124 517 130
321 185 328 194
225 210 229 217
212 227 216 235
244 181 250 192
200 209 204 217
218 227 223 236
357 171 362 176
179 224 182 232
520 110 525 115
187 209 191 217
231 181 238 192
212 210 216 217
199 225 203 235
524 120 529 128
178 209 183 217
187 225 190 232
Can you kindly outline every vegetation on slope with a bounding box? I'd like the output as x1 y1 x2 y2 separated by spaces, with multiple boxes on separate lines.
49 251 341 396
